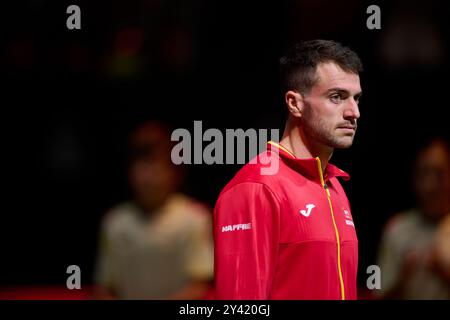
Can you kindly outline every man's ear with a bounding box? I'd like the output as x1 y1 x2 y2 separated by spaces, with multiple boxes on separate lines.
285 90 304 118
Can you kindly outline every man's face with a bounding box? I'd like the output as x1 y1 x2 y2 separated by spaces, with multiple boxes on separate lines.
414 142 450 219
301 62 362 149
129 155 178 212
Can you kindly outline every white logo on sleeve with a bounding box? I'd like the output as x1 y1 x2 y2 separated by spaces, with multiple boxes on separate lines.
221 223 252 232
299 204 316 217
343 209 355 227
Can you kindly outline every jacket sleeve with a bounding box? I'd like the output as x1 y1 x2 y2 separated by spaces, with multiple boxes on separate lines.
213 182 280 299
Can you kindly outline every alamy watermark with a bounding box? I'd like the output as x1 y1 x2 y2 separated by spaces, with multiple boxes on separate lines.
171 121 280 175
66 265 81 290
66 5 81 30
366 5 381 30
366 265 381 290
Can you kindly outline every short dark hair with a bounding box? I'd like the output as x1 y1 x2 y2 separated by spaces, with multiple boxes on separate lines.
280 40 363 95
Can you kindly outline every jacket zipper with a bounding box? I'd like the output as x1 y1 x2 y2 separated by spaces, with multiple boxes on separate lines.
316 157 346 300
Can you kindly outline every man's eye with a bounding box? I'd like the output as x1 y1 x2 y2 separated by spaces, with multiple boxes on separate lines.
330 94 342 103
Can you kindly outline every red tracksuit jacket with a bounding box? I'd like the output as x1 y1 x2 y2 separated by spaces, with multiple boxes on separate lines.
213 141 358 300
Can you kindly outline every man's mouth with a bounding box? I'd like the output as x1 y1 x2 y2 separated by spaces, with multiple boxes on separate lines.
337 125 356 133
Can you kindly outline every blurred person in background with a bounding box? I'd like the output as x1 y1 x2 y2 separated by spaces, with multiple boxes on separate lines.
94 121 214 299
377 138 450 299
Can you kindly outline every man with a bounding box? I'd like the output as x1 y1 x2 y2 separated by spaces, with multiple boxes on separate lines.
94 121 214 299
377 138 450 299
213 40 363 299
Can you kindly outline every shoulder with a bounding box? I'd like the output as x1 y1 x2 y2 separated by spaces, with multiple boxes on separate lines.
100 201 141 234
166 193 212 223
383 209 421 236
215 180 282 217
218 150 285 201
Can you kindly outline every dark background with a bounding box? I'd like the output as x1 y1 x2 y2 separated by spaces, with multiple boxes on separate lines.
2 0 449 289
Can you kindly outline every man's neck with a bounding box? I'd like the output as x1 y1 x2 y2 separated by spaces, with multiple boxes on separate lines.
279 118 333 172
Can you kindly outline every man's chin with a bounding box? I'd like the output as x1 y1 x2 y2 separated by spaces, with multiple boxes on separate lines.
332 137 354 149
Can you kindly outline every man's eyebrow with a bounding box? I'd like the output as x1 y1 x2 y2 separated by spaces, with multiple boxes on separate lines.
326 87 363 97
325 87 349 95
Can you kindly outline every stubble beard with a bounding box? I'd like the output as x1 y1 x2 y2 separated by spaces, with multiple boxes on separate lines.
302 105 356 150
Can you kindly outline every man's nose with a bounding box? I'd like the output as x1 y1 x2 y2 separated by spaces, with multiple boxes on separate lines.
343 98 360 120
